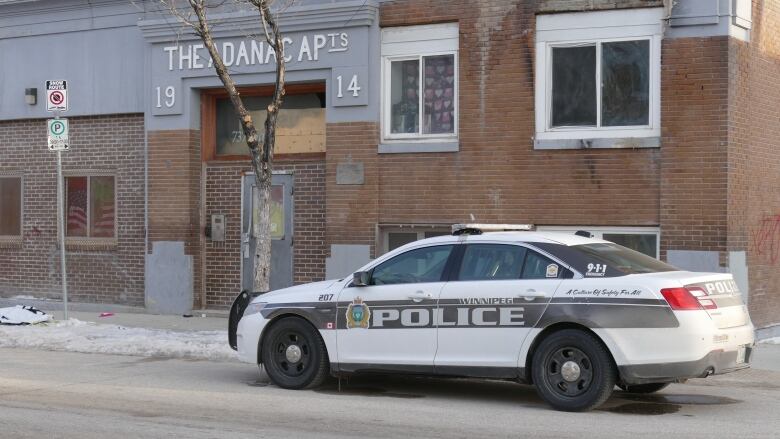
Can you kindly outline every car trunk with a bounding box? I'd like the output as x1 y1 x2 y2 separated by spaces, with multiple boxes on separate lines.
682 274 749 329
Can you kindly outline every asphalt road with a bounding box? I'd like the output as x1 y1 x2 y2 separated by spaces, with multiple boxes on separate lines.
1 347 779 439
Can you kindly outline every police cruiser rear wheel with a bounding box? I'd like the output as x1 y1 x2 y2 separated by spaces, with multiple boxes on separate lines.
532 329 616 412
618 382 670 394
261 317 329 390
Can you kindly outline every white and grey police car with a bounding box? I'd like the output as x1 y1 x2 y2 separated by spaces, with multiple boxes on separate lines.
229 224 754 411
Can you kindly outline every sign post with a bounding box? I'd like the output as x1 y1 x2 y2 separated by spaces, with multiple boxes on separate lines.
47 79 69 320
55 143 68 321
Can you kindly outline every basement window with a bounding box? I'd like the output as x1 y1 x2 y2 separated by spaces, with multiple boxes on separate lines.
536 226 660 258
380 224 450 254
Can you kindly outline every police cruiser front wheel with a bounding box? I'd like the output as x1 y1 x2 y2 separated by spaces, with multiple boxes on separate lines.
531 329 617 412
261 317 329 390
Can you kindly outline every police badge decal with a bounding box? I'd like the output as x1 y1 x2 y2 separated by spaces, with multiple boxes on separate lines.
346 297 371 329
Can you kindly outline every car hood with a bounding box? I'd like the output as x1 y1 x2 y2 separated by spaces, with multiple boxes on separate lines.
250 279 343 303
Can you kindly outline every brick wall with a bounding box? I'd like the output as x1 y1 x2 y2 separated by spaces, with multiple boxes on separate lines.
728 0 780 328
343 1 662 254
0 114 145 305
204 158 326 308
326 122 380 257
147 130 202 306
660 37 730 259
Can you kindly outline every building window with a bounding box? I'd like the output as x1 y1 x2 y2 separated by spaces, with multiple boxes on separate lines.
551 40 649 128
380 225 451 254
65 176 115 238
381 23 459 149
535 8 663 148
536 226 660 259
0 177 22 238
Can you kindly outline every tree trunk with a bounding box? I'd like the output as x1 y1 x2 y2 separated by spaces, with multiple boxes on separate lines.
252 167 272 292
182 0 285 294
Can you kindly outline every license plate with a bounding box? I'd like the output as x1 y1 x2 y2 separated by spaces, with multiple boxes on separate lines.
736 346 747 364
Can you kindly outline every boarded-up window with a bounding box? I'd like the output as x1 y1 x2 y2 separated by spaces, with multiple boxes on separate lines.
216 93 326 156
66 176 115 238
0 177 22 236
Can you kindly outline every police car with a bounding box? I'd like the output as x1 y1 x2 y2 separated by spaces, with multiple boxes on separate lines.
229 224 754 411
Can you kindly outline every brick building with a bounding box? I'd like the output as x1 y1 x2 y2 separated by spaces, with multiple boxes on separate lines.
0 0 778 336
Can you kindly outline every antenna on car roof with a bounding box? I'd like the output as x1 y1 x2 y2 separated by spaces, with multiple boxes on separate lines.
452 224 535 236
574 230 593 238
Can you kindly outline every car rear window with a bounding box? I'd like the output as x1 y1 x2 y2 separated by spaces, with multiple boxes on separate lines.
532 242 677 277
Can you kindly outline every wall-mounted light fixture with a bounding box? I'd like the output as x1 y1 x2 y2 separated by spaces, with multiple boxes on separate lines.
25 88 37 105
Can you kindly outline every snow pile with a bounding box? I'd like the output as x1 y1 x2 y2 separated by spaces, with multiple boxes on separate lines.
760 337 780 345
0 319 237 362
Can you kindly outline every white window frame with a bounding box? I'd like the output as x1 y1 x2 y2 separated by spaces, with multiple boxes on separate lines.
381 23 459 144
535 8 663 147
536 225 661 258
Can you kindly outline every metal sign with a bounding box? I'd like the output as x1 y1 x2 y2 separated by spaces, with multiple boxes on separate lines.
47 118 69 151
46 80 68 112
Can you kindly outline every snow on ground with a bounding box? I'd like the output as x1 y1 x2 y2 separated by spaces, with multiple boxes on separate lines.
0 319 237 362
760 337 780 345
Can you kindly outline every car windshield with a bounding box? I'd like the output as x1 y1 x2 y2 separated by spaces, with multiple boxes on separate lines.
570 243 677 274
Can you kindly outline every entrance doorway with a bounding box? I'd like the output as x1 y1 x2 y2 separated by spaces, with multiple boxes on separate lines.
241 173 294 292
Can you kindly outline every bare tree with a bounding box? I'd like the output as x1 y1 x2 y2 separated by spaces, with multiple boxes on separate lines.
158 0 286 292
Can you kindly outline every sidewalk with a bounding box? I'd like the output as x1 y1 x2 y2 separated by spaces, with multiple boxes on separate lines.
0 297 228 332
45 310 228 332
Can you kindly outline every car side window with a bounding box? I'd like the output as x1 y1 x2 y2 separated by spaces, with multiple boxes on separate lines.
372 245 453 285
522 249 562 279
457 244 527 281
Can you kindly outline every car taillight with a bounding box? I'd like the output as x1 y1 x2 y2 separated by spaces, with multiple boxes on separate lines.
661 287 717 311
686 286 718 310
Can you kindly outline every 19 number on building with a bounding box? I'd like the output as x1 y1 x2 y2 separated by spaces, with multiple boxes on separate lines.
155 86 176 108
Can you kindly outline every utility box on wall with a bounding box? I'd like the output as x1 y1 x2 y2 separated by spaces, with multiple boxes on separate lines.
211 214 225 242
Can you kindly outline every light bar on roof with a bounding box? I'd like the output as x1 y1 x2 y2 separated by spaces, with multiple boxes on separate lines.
452 223 535 235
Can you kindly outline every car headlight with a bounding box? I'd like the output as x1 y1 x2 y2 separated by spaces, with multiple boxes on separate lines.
243 302 267 317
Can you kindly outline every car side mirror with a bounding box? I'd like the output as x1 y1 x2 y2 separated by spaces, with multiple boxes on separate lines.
353 271 370 287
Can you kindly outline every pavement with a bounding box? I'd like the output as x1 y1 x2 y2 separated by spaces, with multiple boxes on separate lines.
1 347 780 438
2 302 780 438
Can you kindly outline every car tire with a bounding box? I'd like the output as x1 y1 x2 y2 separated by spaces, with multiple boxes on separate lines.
531 329 616 412
261 317 329 390
618 382 670 394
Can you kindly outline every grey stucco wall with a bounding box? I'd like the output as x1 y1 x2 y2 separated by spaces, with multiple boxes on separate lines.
0 0 146 120
0 0 380 128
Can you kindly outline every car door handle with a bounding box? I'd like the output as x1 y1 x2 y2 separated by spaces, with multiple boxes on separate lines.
408 291 433 302
519 289 546 301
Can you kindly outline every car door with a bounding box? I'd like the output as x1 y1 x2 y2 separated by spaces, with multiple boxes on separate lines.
336 244 455 372
435 243 565 373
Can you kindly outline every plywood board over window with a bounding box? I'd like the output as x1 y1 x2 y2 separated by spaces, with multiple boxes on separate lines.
201 83 327 162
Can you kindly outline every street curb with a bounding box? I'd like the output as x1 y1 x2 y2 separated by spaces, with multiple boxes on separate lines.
756 324 780 341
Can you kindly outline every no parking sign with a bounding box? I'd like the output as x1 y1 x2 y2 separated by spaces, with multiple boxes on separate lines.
46 80 68 112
